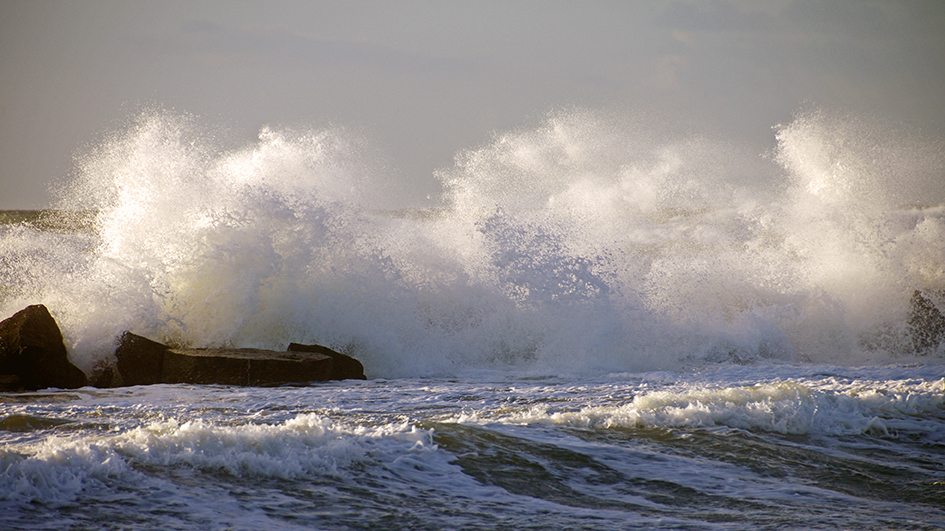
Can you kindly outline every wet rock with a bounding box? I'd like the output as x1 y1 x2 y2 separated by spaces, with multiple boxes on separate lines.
162 348 333 386
108 332 361 386
288 342 367 380
112 331 169 387
0 306 368 391
87 361 120 389
908 290 945 353
0 305 87 391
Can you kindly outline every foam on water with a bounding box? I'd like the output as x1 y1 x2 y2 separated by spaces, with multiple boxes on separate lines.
0 412 434 505
1 106 943 377
2 366 944 529
482 375 945 438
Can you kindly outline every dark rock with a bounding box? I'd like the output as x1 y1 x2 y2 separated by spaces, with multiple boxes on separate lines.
908 290 945 353
0 374 22 391
0 305 87 391
113 331 169 387
109 332 345 386
105 332 354 387
288 342 366 380
162 348 333 386
0 312 367 390
87 361 119 389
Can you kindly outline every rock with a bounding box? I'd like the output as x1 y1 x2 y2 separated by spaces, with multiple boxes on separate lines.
908 290 945 353
87 361 120 389
113 331 169 387
0 374 21 390
162 348 334 386
0 305 87 391
0 307 368 390
109 332 359 386
287 342 367 380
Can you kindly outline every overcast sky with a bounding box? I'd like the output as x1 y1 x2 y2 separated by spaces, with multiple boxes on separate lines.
1 0 943 209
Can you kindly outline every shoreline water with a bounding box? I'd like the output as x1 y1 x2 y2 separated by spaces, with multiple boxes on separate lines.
2 365 944 530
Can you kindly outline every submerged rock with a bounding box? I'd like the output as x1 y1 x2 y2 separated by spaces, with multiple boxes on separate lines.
0 305 88 391
0 413 73 432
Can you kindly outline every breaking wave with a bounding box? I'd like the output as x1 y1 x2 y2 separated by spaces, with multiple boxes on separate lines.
1 106 943 376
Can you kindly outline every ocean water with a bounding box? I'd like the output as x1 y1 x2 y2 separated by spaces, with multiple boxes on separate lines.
2 107 944 529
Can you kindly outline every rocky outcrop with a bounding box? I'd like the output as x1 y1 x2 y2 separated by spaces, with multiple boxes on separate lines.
99 331 363 387
0 304 368 392
162 348 333 386
288 342 366 380
0 305 87 391
114 331 168 387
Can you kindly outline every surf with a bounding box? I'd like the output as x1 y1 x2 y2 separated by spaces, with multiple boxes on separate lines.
1 106 943 377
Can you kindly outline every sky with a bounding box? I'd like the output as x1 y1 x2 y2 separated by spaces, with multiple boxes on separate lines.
1 0 943 209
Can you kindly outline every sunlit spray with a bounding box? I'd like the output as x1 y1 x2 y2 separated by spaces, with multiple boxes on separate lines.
2 107 942 376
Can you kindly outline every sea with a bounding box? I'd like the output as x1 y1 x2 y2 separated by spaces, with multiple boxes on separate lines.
1 107 944 530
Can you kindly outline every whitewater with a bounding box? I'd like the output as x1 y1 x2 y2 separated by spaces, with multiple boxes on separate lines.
1 107 944 529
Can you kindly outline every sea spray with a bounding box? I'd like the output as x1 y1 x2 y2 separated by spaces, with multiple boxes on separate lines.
438 108 945 365
774 110 945 360
1 106 943 377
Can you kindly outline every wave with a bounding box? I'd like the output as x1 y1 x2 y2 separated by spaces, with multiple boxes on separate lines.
0 412 434 505
1 106 943 376
478 376 945 437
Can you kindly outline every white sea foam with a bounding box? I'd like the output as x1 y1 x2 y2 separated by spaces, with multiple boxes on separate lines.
486 375 945 437
1 106 943 377
0 412 434 505
3 369 942 529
